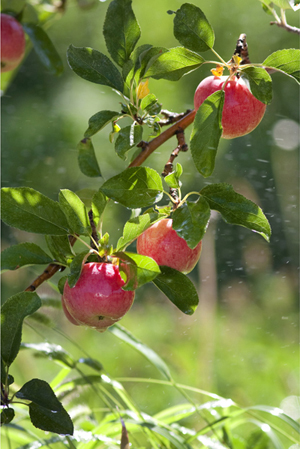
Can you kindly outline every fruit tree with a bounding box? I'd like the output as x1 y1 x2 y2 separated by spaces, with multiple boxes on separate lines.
1 0 299 447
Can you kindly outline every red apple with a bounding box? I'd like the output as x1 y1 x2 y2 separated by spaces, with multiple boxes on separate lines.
62 262 135 331
1 14 26 72
61 294 80 326
194 75 266 139
136 218 202 274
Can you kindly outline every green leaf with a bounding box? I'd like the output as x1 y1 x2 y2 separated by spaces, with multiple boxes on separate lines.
173 4 215 53
45 235 74 264
117 212 167 251
241 67 272 104
16 378 63 409
258 0 293 9
0 408 15 426
140 93 160 112
77 358 103 372
172 197 210 249
145 47 204 81
164 163 183 189
117 252 161 290
23 24 63 76
246 430 270 449
58 276 68 295
77 138 102 178
100 167 163 208
84 110 121 138
190 90 224 177
1 292 41 366
247 404 300 434
109 324 172 380
76 188 98 208
67 45 124 92
124 44 155 86
91 190 108 226
201 183 272 241
1 243 52 271
135 46 169 81
115 124 143 160
59 189 91 236
153 266 199 315
103 0 141 67
263 49 300 83
1 187 69 235
67 251 88 288
29 401 73 435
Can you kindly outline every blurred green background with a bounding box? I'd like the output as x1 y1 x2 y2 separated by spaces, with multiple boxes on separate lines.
1 0 299 423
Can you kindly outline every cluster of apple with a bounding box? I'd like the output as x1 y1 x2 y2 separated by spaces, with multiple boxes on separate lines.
1 14 26 72
1 12 267 331
62 218 202 332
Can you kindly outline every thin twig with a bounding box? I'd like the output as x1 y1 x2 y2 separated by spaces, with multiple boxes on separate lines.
159 109 193 126
129 109 196 168
162 128 188 177
270 21 300 34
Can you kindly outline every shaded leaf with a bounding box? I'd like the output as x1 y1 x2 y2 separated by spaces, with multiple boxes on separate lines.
100 167 163 208
29 402 73 435
67 45 124 92
145 47 204 81
117 252 161 290
172 197 210 249
241 67 272 104
201 183 271 241
59 189 91 236
246 429 270 449
109 324 172 380
91 190 108 226
1 187 69 235
0 408 15 426
123 43 152 84
153 266 199 315
68 251 88 288
173 4 214 52
115 124 143 160
16 378 64 410
84 110 121 138
1 243 52 271
190 91 224 177
77 138 102 178
103 0 141 67
45 235 74 264
263 49 300 83
23 24 63 76
77 358 103 372
1 292 41 366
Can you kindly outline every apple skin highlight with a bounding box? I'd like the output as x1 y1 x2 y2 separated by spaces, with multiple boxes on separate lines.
137 218 202 274
62 263 135 331
194 75 266 139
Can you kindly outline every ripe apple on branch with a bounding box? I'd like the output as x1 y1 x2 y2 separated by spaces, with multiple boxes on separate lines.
1 0 299 437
